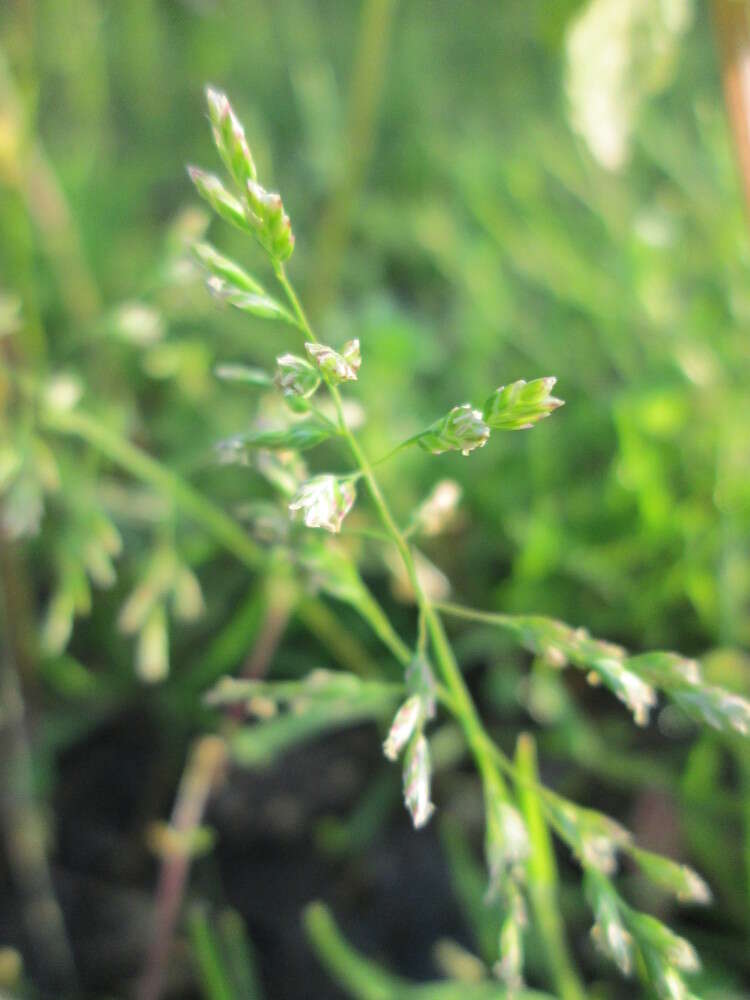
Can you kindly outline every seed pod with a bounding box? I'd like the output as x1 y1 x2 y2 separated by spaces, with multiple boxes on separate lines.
137 604 169 683
640 954 689 1000
205 87 257 188
187 166 250 232
341 339 361 373
628 846 711 905
418 404 490 456
383 695 422 761
245 179 295 260
545 794 631 874
588 656 657 726
625 911 700 974
673 684 750 737
402 733 435 829
305 340 361 384
624 651 702 688
585 870 634 976
275 353 321 399
173 565 205 622
483 377 563 430
485 799 530 895
289 475 357 534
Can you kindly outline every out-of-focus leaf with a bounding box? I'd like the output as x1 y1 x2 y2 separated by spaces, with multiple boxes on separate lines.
206 672 402 766
215 417 337 462
214 364 273 387
207 276 292 322
303 902 555 999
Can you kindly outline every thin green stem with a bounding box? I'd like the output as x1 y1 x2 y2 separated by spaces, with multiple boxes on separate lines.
369 434 421 469
274 263 318 344
416 606 428 656
340 525 394 545
304 901 406 1000
187 906 237 1000
434 600 515 629
297 597 382 679
356 590 412 667
516 734 586 1000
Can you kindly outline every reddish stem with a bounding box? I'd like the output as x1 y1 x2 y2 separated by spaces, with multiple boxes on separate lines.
137 736 227 1000
713 0 750 215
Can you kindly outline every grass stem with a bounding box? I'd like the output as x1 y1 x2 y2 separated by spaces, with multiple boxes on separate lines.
515 734 586 1000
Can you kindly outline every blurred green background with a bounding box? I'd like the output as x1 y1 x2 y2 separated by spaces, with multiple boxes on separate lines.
2 0 750 997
